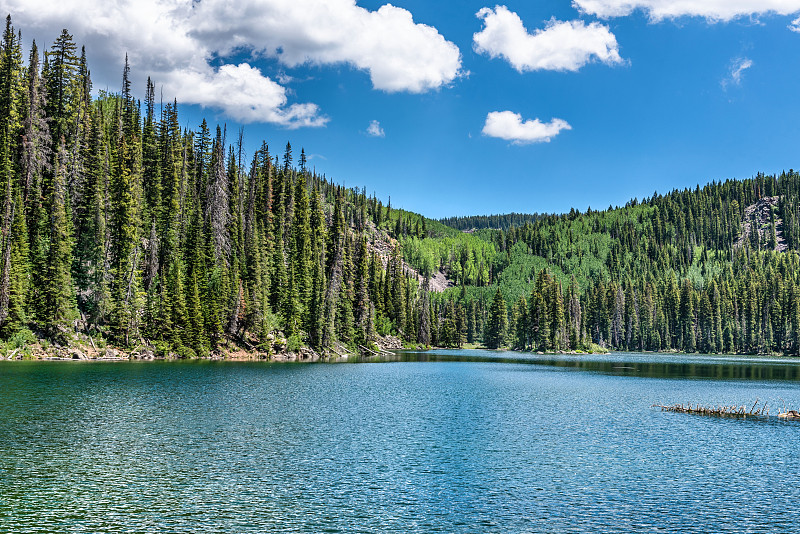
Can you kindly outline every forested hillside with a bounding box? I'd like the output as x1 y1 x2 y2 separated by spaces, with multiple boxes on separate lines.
438 212 543 232
0 18 436 358
2 16 799 359
423 173 800 355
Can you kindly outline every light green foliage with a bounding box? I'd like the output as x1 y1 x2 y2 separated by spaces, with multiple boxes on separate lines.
432 173 800 355
401 233 496 285
8 327 35 349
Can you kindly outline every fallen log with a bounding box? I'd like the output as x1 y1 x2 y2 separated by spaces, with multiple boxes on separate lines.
360 344 394 356
653 398 770 418
328 346 350 359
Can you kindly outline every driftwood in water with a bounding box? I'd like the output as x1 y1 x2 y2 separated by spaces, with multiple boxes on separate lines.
358 344 379 356
358 344 393 356
653 399 770 418
329 343 353 359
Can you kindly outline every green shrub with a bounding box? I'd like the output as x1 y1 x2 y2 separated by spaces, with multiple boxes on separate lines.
10 328 36 349
375 313 393 336
174 345 196 359
263 311 283 335
585 342 609 354
287 334 302 353
152 341 171 358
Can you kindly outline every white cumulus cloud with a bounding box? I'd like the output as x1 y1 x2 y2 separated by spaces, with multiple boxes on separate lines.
1 0 462 125
168 64 327 127
790 16 800 30
474 6 623 72
189 0 463 93
366 120 385 137
573 0 800 21
482 111 571 144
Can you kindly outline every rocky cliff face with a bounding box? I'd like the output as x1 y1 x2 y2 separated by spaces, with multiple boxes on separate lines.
735 196 787 251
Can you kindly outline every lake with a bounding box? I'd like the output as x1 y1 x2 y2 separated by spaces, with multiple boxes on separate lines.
2 350 800 532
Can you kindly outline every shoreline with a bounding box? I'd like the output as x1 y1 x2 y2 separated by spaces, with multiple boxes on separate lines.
2 343 791 363
0 333 406 363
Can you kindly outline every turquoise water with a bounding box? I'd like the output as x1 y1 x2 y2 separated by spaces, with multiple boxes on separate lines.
2 351 800 532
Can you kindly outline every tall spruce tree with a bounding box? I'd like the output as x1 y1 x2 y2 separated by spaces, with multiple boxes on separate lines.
486 288 507 349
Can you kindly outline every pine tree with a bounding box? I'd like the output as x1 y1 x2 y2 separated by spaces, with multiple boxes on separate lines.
141 77 161 228
0 184 29 336
567 276 582 349
486 288 507 349
186 268 208 355
611 284 624 348
466 300 476 344
551 279 566 350
74 101 110 327
207 125 229 265
679 278 695 351
418 290 431 346
308 253 325 349
335 234 355 345
514 295 527 350
46 29 79 144
21 41 51 208
0 16 24 334
290 173 311 314
353 236 371 345
36 140 76 337
164 256 187 350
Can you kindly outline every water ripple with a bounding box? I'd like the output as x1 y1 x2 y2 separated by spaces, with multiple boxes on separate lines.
1 358 800 532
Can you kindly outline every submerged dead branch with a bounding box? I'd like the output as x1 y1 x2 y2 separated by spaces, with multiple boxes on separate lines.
653 398 772 418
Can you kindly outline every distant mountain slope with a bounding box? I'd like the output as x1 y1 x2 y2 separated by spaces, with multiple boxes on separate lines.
439 212 545 232
397 171 800 355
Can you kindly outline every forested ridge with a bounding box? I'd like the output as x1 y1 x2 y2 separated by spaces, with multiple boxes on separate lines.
438 212 544 232
2 17 800 359
421 173 800 355
0 19 438 358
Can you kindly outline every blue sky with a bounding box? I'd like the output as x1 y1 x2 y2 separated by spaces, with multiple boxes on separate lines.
7 0 800 218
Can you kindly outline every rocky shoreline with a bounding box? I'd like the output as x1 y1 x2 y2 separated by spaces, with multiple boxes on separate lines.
0 333 407 363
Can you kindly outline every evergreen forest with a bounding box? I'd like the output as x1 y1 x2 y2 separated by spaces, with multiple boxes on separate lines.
0 19 429 358
2 17 800 358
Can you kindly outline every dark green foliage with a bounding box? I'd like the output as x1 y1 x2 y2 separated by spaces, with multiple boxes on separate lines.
0 21 434 355
440 212 544 231
45 28 79 144
485 288 507 349
35 140 76 337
